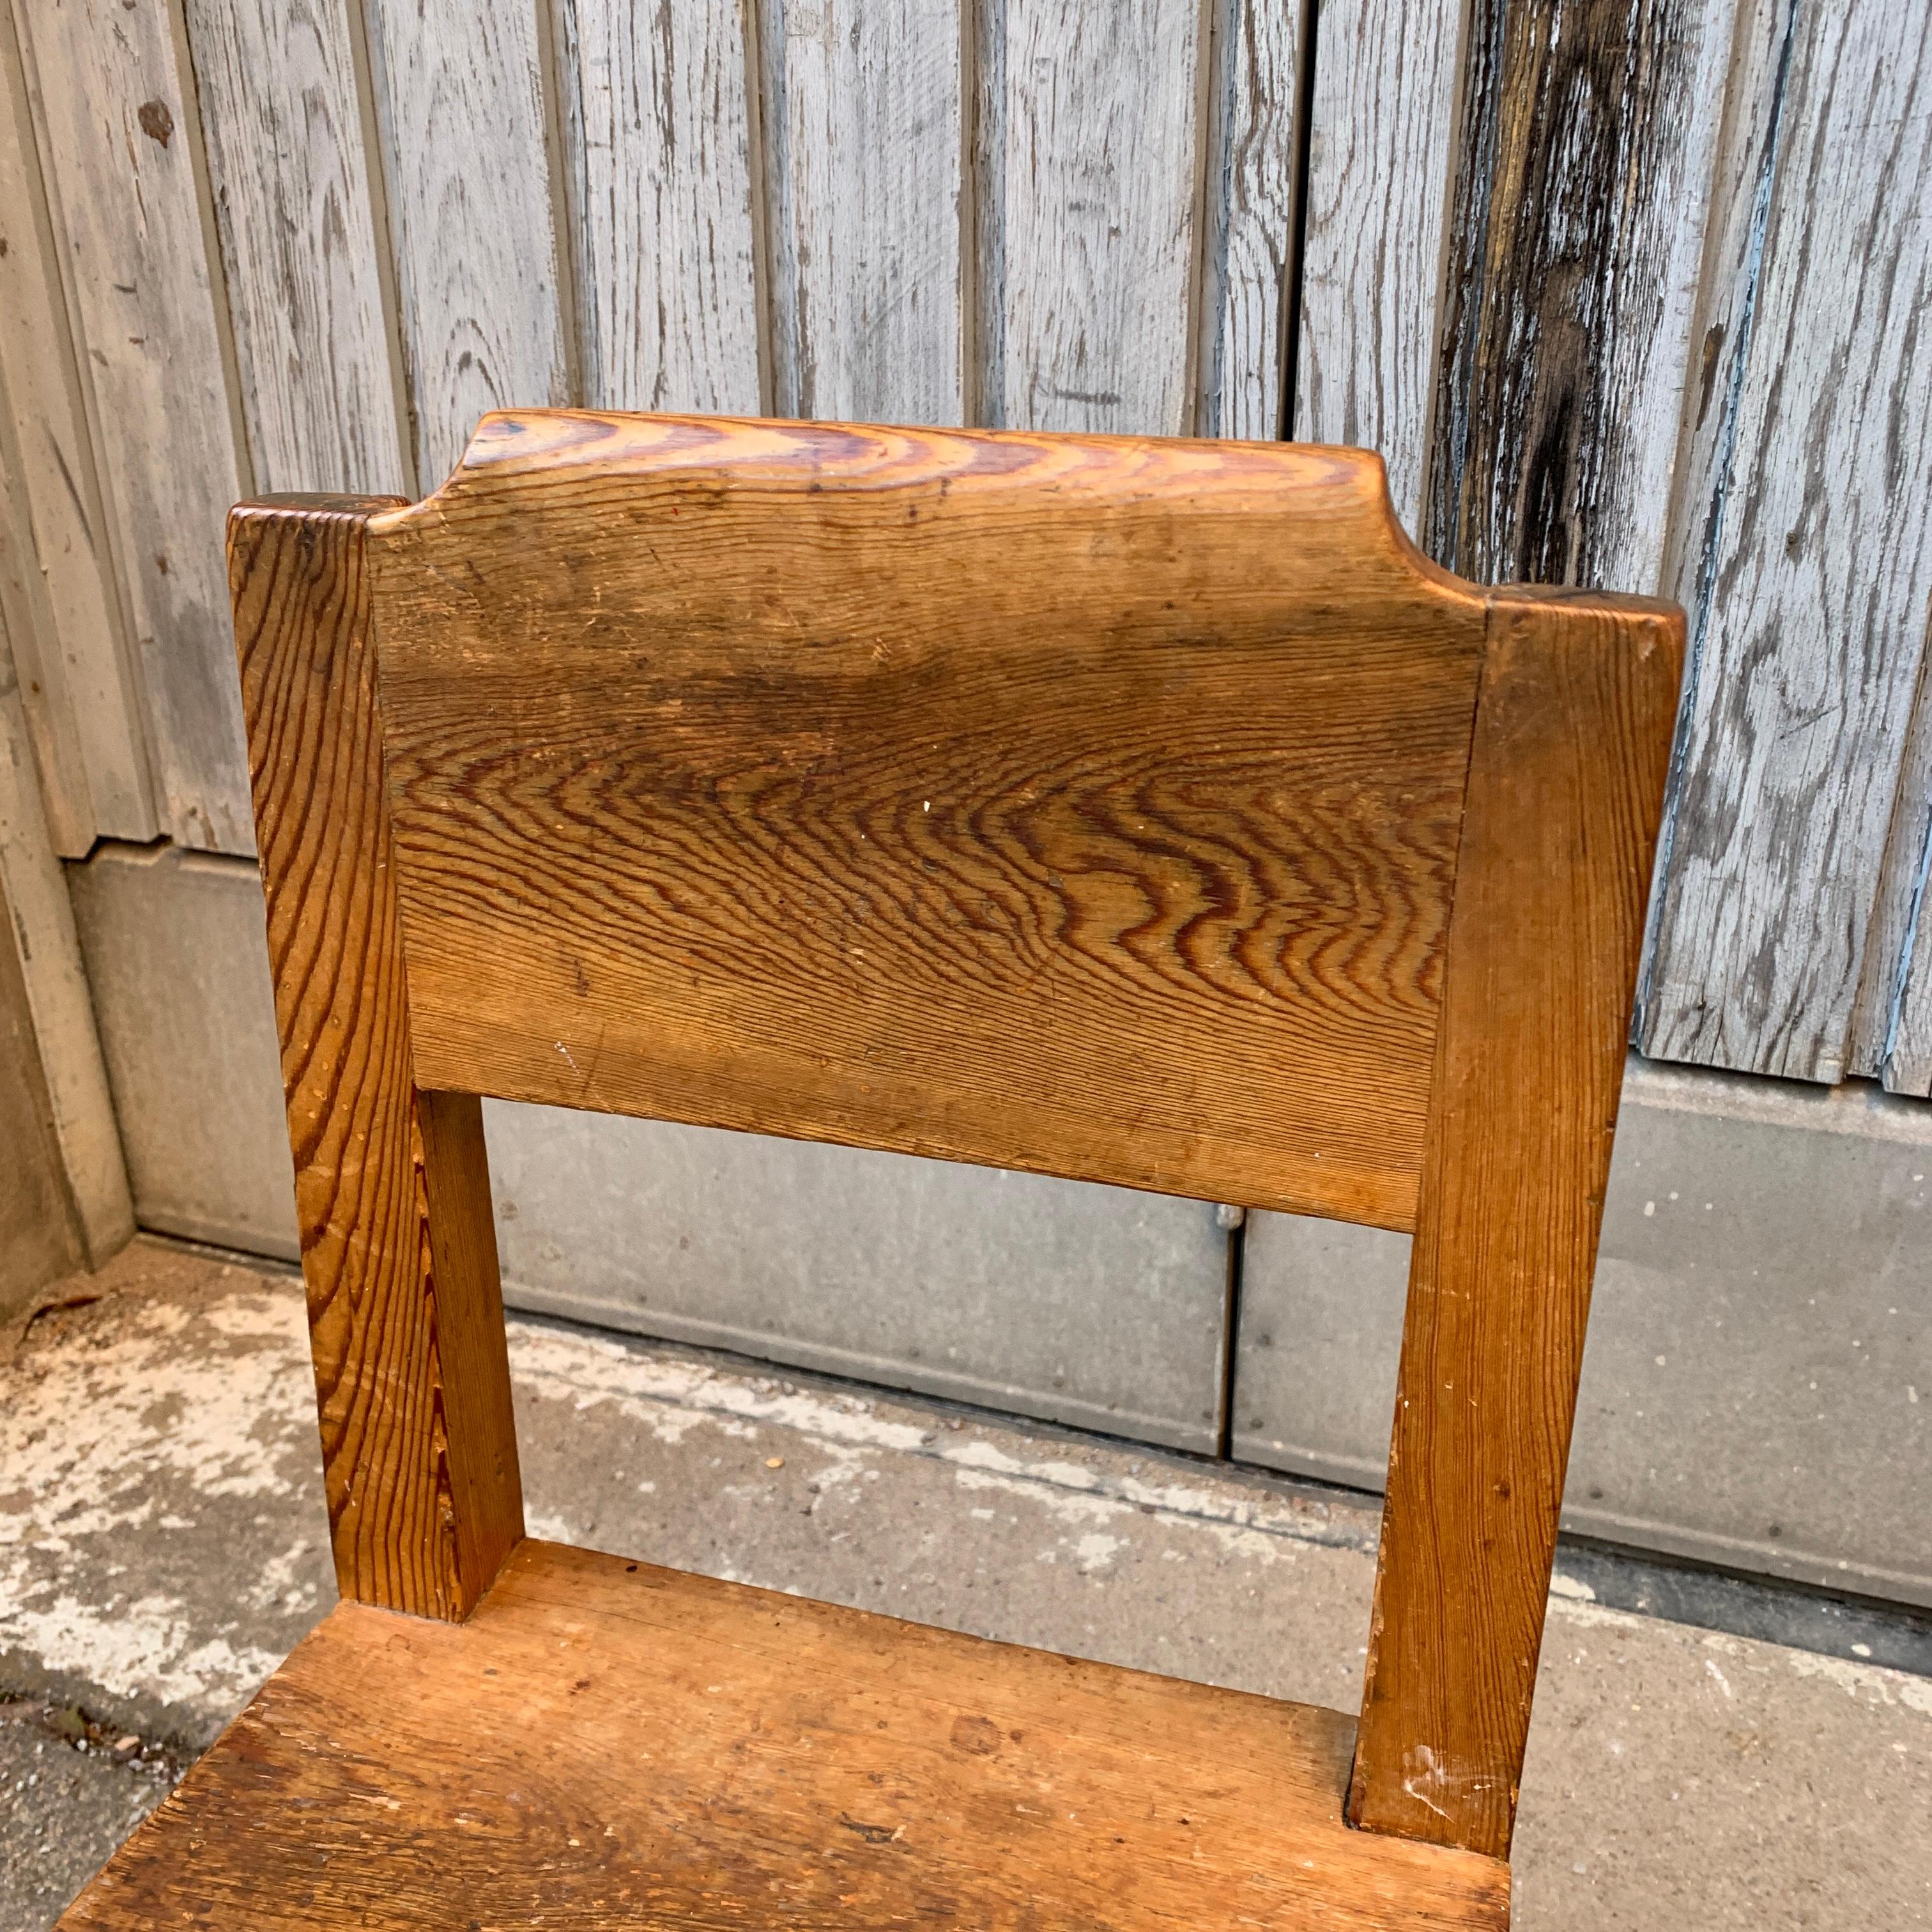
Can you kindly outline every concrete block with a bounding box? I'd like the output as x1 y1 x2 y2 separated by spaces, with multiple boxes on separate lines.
64 842 1231 1448
489 1102 1230 1448
66 843 299 1262
1233 1059 1932 1606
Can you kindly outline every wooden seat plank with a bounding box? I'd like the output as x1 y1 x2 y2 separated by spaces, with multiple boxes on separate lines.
62 1540 1508 1931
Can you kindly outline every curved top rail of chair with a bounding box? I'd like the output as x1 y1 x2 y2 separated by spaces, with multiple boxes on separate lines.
332 410 1681 1236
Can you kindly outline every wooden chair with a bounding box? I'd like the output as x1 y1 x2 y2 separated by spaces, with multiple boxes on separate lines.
65 414 1681 1930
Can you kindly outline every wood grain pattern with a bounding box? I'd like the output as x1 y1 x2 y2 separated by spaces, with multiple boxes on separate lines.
1198 0 1300 441
0 3 153 855
372 411 1491 1230
1881 863 1932 1096
181 0 408 494
1425 0 1735 589
0 619 134 1267
362 0 575 485
229 496 522 1620
13 0 253 854
762 0 964 424
62 1539 1512 1931
0 852 87 1302
1350 587 1683 1858
561 0 763 413
976 0 1204 433
1850 663 1932 1093
0 426 91 852
1640 0 1932 1083
1294 0 1464 528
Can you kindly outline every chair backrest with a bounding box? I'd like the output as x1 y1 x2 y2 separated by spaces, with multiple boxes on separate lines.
229 413 1682 1865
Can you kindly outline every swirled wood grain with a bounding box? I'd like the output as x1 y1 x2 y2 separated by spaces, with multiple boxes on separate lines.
229 496 522 1620
368 413 1492 1229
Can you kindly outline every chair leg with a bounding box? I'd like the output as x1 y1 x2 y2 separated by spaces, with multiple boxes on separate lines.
231 497 524 1619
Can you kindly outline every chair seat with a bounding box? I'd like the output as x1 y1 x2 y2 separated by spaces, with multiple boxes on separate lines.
61 1540 1510 1930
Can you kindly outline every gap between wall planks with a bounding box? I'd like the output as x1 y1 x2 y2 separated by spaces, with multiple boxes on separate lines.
0 3 153 857
229 495 523 1620
1351 585 1683 1858
10 0 254 856
1859 652 1932 1095
1640 0 1932 1086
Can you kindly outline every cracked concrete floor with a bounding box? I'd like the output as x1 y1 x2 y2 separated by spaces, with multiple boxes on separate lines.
3 1239 1929 1929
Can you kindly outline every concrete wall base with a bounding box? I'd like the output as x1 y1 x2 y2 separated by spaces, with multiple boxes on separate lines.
1236 1061 1932 1606
66 839 1932 1602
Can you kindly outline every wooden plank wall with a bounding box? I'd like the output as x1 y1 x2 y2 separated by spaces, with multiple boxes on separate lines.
2 0 1929 1094
1637 0 1932 1091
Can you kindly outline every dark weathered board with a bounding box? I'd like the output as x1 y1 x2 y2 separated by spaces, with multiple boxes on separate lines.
61 1540 1512 1931
1350 587 1683 1857
229 496 523 1620
368 412 1493 1231
1425 0 1731 594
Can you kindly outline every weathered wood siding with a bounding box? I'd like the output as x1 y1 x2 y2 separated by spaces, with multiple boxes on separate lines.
362 0 576 485
0 6 153 855
1293 0 1460 526
1423 0 1734 593
762 0 965 424
1636 0 1932 1089
2 0 1928 1091
13 0 253 855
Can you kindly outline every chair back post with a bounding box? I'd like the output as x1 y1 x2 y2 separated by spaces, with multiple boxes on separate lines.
229 495 524 1621
1347 586 1682 1858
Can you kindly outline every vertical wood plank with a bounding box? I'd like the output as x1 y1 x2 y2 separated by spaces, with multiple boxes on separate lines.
0 4 153 854
363 0 575 485
13 0 253 854
1639 0 1932 1083
1351 586 1682 1858
230 496 523 1619
562 0 763 413
1849 659 1932 1091
1197 0 1300 441
762 0 963 424
1425 0 1736 590
0 615 135 1266
181 0 410 495
977 0 1206 434
1294 0 1464 526
1880 857 1932 1096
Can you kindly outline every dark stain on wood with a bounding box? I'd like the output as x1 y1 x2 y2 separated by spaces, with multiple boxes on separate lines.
1426 0 1705 588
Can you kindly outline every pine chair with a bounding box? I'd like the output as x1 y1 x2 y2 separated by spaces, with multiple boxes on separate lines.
64 413 1681 1930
